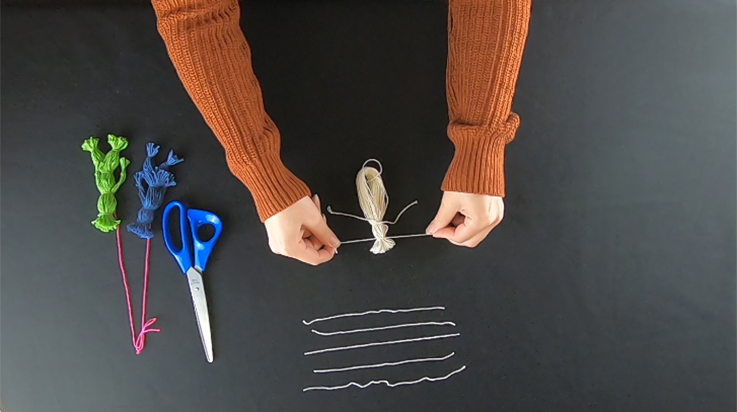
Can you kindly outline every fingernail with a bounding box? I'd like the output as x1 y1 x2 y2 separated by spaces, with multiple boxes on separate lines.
425 223 436 234
331 235 341 248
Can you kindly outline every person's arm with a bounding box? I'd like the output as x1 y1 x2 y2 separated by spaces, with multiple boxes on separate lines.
153 0 339 265
442 0 531 196
151 0 310 222
428 0 531 247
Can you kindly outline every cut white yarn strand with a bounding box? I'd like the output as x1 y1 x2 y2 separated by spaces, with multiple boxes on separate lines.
302 306 445 326
303 365 467 392
310 321 456 336
327 159 428 254
303 333 461 356
313 352 456 374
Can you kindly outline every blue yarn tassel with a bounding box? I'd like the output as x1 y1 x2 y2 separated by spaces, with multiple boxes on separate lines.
127 142 184 239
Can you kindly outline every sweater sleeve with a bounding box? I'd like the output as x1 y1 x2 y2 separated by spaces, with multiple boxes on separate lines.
442 0 531 197
151 0 310 222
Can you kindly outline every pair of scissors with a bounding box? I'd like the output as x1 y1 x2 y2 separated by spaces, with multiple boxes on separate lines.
162 200 223 363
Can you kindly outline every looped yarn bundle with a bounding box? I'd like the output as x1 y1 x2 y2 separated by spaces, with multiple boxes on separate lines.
81 134 131 232
328 159 422 254
127 142 184 239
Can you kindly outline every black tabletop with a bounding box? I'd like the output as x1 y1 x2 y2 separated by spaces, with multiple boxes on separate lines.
2 1 735 411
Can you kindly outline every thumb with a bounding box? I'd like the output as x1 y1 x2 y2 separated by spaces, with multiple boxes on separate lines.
307 216 341 249
426 197 458 235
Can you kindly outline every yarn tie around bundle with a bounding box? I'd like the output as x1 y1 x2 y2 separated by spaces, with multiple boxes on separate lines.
367 219 393 254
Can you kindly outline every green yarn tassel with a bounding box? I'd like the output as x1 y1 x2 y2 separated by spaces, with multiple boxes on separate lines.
82 134 131 232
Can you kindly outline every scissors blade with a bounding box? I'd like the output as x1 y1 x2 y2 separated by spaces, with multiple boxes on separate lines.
186 267 213 363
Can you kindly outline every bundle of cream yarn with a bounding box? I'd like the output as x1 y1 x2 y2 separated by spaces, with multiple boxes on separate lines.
327 159 426 254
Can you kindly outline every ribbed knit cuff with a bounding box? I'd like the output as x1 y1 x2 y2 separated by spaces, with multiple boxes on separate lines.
227 153 311 222
441 115 519 197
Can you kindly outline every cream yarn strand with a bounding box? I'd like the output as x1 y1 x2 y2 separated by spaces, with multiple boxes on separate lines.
327 159 430 254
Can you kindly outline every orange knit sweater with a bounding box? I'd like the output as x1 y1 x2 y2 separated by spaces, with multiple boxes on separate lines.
152 0 530 222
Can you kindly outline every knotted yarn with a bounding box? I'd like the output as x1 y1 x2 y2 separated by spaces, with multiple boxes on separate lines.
82 134 131 232
120 141 183 355
127 142 184 239
328 159 427 254
116 227 161 354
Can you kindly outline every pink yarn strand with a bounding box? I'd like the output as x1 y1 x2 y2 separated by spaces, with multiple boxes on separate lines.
134 238 160 353
115 226 160 355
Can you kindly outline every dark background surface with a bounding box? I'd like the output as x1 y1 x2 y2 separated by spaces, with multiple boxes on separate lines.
2 1 736 411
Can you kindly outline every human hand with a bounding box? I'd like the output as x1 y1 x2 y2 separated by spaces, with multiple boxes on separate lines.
264 195 340 265
425 191 504 248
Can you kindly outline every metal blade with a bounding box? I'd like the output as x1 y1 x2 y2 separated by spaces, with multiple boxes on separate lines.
186 267 213 363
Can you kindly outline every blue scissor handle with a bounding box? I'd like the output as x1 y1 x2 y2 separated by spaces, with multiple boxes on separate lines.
187 208 222 272
162 201 193 274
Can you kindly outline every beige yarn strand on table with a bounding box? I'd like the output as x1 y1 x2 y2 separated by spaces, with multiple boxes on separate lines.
327 159 430 254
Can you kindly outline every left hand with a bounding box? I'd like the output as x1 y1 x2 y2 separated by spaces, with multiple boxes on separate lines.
425 191 505 248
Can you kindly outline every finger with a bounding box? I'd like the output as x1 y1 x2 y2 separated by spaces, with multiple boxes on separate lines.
295 247 335 266
300 211 330 252
309 216 331 249
320 215 337 254
431 212 464 238
450 222 485 244
426 199 459 234
303 237 334 255
432 224 458 240
451 213 465 227
303 236 324 250
304 226 329 250
438 214 488 244
298 228 330 254
286 240 335 266
434 222 476 243
458 225 494 248
460 214 502 247
305 216 341 249
451 212 502 247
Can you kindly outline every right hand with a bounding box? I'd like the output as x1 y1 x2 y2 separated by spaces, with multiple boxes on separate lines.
264 195 340 266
